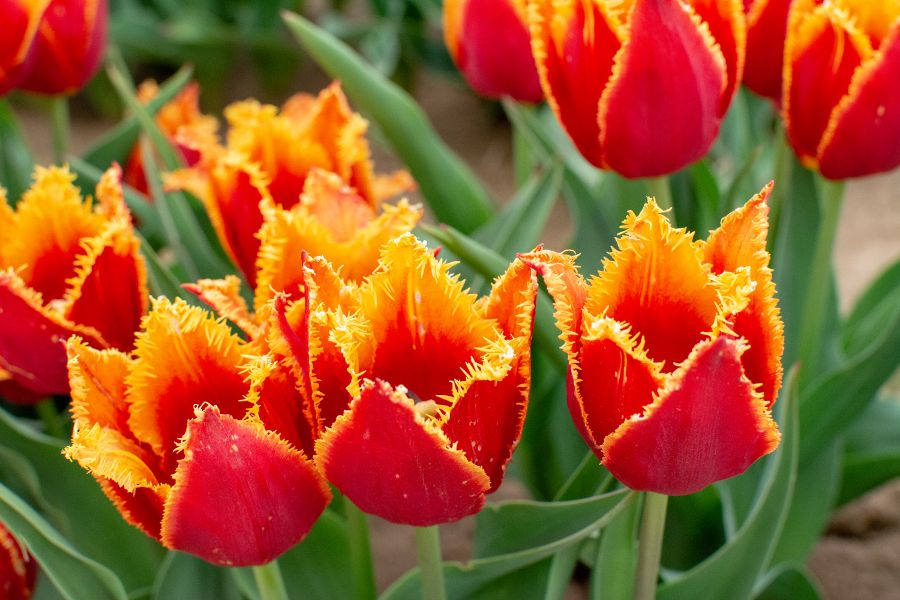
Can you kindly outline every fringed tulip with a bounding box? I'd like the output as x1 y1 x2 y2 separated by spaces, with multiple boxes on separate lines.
0 0 49 94
783 0 900 178
0 522 36 600
444 0 543 102
166 83 414 287
63 297 331 566
274 234 538 525
0 165 147 400
521 185 783 495
527 0 745 177
743 0 793 99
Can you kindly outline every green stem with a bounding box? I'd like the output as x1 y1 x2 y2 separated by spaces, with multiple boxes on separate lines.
252 560 289 600
796 178 845 381
35 398 65 439
415 526 446 600
645 176 673 212
633 492 668 600
50 97 70 164
345 500 376 600
768 126 792 252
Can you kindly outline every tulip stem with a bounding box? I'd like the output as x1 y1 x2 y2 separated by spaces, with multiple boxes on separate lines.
345 500 376 600
35 399 65 439
797 178 845 381
415 525 446 600
50 97 70 164
645 177 673 213
253 560 289 600
633 492 668 600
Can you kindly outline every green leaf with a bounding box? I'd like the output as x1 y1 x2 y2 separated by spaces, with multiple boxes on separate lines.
153 553 241 600
81 66 194 169
380 489 633 600
283 12 493 233
0 99 35 201
591 493 641 600
754 564 821 600
839 399 900 504
657 375 798 600
0 483 127 600
843 258 900 356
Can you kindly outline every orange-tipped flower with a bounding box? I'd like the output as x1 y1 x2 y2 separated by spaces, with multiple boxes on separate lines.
444 0 543 102
783 1 900 179
0 165 147 400
166 83 414 287
273 235 538 525
63 298 331 566
527 0 745 177
521 185 783 495
743 0 793 99
0 522 36 600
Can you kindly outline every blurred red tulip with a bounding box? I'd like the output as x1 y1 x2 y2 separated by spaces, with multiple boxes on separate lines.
743 0 793 100
0 0 50 94
0 521 36 600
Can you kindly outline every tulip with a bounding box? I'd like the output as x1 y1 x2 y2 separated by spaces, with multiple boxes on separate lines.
0 165 147 400
444 0 543 102
0 0 49 94
166 83 414 287
272 234 538 525
0 521 36 600
521 185 783 495
527 0 745 177
743 0 793 100
63 297 331 566
783 0 900 178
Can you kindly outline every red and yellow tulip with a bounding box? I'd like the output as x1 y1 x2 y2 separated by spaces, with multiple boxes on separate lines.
743 0 793 100
273 235 538 525
783 0 900 178
527 0 745 177
166 83 415 287
521 185 783 495
444 0 543 103
63 297 331 566
0 165 147 400
0 522 35 600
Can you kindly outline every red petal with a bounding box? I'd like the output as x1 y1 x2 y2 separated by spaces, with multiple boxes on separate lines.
599 0 727 176
0 0 48 94
0 521 36 600
245 356 317 459
98 479 167 540
0 373 45 405
602 336 780 495
817 24 900 178
692 0 746 111
743 0 792 99
316 379 490 526
161 407 330 566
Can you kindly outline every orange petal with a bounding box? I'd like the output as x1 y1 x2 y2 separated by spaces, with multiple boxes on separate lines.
183 276 259 339
703 184 783 405
161 406 330 566
602 336 780 495
586 201 718 370
126 298 250 469
316 379 490 526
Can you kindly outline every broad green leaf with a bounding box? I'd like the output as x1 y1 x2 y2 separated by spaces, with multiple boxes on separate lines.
754 564 821 600
0 483 127 600
0 408 164 592
591 493 641 600
283 12 493 233
81 66 193 169
843 258 900 356
839 399 900 504
657 377 798 600
153 553 241 600
661 487 726 571
380 489 633 600
0 99 35 201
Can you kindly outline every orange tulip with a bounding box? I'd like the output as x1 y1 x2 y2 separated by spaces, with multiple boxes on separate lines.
166 83 414 287
0 165 147 400
444 0 543 102
0 0 49 94
527 0 745 177
743 0 793 99
521 185 783 495
0 521 36 600
783 0 900 178
64 297 331 566
272 235 538 525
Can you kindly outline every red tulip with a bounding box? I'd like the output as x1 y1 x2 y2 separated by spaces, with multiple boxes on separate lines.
0 522 36 600
0 0 49 94
743 0 793 100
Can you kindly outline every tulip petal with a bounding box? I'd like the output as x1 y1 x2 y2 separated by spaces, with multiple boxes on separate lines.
98 480 167 540
183 276 259 339
587 201 718 370
0 374 45 405
161 406 330 566
817 24 900 179
0 269 104 395
743 0 792 99
316 379 490 526
0 0 50 93
703 184 783 405
691 0 746 110
598 0 727 176
602 336 780 495
0 521 37 600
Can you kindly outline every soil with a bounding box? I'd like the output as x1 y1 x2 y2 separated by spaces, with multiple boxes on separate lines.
9 66 900 599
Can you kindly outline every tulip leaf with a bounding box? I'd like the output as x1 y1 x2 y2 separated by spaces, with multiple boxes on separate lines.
81 65 193 169
0 99 35 202
380 489 633 600
282 12 494 234
591 493 641 600
153 553 241 600
0 483 127 600
0 408 165 593
753 564 821 600
839 398 900 504
842 257 900 356
656 375 798 600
